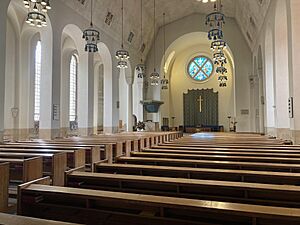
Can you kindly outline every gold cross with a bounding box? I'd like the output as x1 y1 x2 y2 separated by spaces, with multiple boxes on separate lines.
197 96 204 112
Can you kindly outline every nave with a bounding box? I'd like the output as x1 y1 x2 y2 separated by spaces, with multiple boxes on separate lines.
2 132 300 224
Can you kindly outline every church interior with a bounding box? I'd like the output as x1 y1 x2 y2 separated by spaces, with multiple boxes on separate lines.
1 0 300 224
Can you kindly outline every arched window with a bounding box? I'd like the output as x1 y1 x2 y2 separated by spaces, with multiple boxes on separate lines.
69 55 78 122
34 41 42 122
187 56 214 82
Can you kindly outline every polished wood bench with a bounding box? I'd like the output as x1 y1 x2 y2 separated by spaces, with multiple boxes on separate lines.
14 142 115 170
130 152 300 164
0 157 43 182
66 171 300 208
1 144 86 169
0 163 9 212
162 143 293 149
18 183 300 225
152 145 300 154
117 156 300 172
142 148 300 158
19 141 120 165
0 151 66 186
94 163 300 185
0 213 82 225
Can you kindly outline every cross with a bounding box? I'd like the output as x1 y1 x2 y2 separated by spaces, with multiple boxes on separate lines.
197 96 204 112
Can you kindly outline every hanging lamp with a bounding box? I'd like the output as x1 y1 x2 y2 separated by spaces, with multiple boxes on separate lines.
136 0 146 78
161 13 169 90
150 0 160 86
205 0 228 87
24 0 51 27
82 0 100 53
116 0 129 69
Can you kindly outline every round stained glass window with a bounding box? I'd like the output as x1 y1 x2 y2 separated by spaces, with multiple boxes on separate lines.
187 56 214 82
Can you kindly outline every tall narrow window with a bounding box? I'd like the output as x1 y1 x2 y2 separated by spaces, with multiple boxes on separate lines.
69 55 78 122
34 41 42 122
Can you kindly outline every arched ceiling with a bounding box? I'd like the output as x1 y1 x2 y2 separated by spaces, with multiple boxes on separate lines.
61 0 270 56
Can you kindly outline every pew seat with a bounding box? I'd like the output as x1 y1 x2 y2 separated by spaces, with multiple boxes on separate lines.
66 171 300 208
0 157 43 182
18 184 300 225
117 156 300 172
94 163 300 185
0 152 66 186
130 152 300 164
143 148 300 158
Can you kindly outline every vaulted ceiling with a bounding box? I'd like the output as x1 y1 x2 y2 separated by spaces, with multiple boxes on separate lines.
61 0 270 57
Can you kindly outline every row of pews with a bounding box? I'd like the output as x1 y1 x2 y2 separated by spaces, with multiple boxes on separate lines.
3 131 300 224
0 131 181 214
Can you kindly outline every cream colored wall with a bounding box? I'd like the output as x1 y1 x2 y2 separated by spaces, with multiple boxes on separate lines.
146 14 252 132
160 44 234 131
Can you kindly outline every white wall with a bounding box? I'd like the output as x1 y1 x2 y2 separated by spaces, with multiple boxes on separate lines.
0 0 141 140
162 43 234 131
146 14 252 132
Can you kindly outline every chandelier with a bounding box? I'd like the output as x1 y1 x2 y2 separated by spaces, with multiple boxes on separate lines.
213 52 227 66
150 0 160 86
206 0 228 88
136 63 146 78
216 65 227 74
150 69 159 86
24 0 51 27
116 0 129 69
218 75 228 87
136 0 146 79
117 60 128 69
83 0 100 52
161 12 169 90
211 40 227 52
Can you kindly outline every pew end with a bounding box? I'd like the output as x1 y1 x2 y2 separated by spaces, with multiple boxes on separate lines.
17 176 51 215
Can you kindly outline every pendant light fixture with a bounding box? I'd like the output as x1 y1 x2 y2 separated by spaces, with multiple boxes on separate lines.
116 0 129 69
136 0 146 79
82 0 100 53
24 0 51 27
150 0 160 86
205 0 228 87
161 13 169 90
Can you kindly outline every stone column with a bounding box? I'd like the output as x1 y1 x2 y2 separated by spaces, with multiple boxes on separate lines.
126 75 133 132
0 2 9 141
87 53 95 135
290 0 300 143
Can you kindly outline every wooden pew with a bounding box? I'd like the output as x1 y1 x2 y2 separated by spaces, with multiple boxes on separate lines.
117 156 300 172
142 148 300 158
16 141 118 165
94 163 300 185
0 144 86 169
130 152 300 164
65 171 300 208
0 213 82 225
0 163 9 212
152 145 300 154
0 152 66 186
14 142 107 169
0 157 43 182
18 183 300 225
